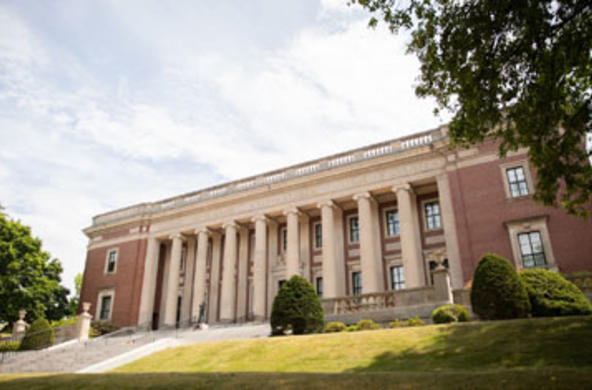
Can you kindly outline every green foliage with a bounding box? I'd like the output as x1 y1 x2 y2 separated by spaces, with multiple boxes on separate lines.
406 317 425 327
345 325 360 332
68 273 83 315
356 319 381 331
324 321 347 333
270 275 324 336
51 316 78 329
0 209 71 324
471 253 531 320
0 340 20 352
520 269 592 317
91 321 120 337
389 319 402 328
431 304 471 324
19 318 54 351
352 0 592 216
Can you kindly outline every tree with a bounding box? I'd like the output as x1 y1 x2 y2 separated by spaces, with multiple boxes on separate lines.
351 0 592 216
270 275 324 336
68 273 83 315
0 208 71 324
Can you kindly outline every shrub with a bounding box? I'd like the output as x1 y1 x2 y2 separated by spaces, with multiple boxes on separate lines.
520 269 592 317
470 253 531 320
0 340 20 352
431 304 471 324
19 318 54 351
324 321 347 333
356 319 381 331
407 317 425 326
345 325 360 332
389 319 402 328
51 316 78 328
91 320 120 337
270 275 324 336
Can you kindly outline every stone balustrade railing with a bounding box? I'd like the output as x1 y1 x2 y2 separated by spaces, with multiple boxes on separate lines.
91 127 447 227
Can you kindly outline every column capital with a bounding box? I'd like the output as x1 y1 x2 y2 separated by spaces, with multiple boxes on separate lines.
317 199 340 210
353 192 376 203
283 207 301 217
251 215 270 224
169 232 185 241
222 221 238 230
194 227 211 236
392 183 414 194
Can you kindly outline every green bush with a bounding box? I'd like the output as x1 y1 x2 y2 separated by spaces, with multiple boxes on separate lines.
520 269 592 317
324 321 347 333
271 275 324 336
0 340 20 352
356 319 381 331
345 325 360 332
51 316 78 328
431 304 471 324
407 317 425 326
470 253 531 320
389 319 402 328
19 318 54 351
91 320 120 337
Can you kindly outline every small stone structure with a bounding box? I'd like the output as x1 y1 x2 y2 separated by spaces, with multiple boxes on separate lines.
12 309 28 340
77 302 92 342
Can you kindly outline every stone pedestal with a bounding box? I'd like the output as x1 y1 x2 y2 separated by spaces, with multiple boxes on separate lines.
77 302 92 342
433 268 453 303
12 309 28 339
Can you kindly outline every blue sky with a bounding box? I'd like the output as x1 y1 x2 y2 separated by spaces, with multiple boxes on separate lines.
0 0 448 292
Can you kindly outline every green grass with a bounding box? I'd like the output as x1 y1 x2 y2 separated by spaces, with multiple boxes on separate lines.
1 316 591 389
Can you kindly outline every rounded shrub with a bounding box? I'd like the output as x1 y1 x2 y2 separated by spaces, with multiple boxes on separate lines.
19 318 54 351
470 253 531 320
356 319 381 331
345 325 360 332
91 320 120 337
431 304 471 324
520 269 592 317
406 317 425 326
271 275 324 336
389 319 402 328
324 321 347 333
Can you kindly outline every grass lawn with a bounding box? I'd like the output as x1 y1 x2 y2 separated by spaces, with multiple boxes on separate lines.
1 316 591 389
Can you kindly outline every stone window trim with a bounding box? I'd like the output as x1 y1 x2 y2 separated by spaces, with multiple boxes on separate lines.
504 215 557 271
499 160 534 200
96 288 115 321
313 221 322 250
347 214 360 244
421 198 442 232
104 248 119 275
383 206 401 238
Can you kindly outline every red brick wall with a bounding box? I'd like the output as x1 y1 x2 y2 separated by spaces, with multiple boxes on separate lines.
80 238 147 327
450 153 592 284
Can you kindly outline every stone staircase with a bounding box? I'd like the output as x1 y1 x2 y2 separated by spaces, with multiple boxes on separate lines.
0 323 270 374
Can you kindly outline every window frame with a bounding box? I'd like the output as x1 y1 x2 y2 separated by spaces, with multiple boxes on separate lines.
423 200 442 231
389 265 405 291
96 289 115 321
315 276 323 298
348 215 360 244
499 160 534 200
104 248 118 274
313 222 322 250
518 231 547 268
383 207 400 237
506 166 530 198
505 216 557 271
280 226 288 253
351 271 362 296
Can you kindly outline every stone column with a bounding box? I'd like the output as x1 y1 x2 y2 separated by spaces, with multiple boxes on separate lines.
436 173 464 289
318 200 346 298
354 192 384 293
137 236 160 326
283 208 301 279
208 233 223 323
236 226 250 322
192 229 209 323
394 184 425 288
252 216 268 321
163 233 184 327
220 223 238 323
299 213 311 282
181 237 196 324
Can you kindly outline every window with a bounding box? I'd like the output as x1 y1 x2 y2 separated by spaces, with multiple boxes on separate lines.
386 210 400 236
518 231 547 268
506 167 529 197
352 271 362 296
180 246 187 271
99 295 112 320
390 265 405 291
106 250 117 273
316 277 323 298
349 216 359 243
424 202 441 230
281 227 288 252
314 223 322 249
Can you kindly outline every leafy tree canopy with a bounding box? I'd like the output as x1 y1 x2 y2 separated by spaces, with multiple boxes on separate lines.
351 0 592 216
0 207 71 324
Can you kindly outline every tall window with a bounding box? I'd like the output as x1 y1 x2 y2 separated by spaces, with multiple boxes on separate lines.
316 277 323 298
390 265 405 290
518 231 546 268
352 271 362 296
314 223 322 249
99 295 112 320
424 202 441 230
349 216 359 243
506 167 529 197
386 210 400 236
281 227 287 252
180 246 187 271
106 250 117 273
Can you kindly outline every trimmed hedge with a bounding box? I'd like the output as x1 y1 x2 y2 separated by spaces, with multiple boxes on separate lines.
520 269 592 317
271 275 324 336
389 319 402 328
432 304 471 324
19 318 54 351
406 317 425 327
471 253 531 320
345 325 360 332
356 319 381 331
91 320 120 337
324 321 347 333
0 340 20 352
